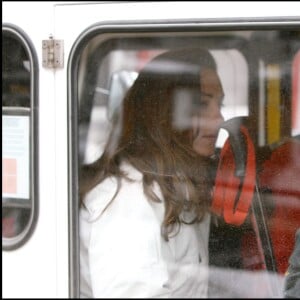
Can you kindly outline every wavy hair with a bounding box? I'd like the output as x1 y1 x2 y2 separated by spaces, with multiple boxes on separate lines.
80 48 217 240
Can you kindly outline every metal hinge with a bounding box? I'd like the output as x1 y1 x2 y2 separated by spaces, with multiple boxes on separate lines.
42 35 64 68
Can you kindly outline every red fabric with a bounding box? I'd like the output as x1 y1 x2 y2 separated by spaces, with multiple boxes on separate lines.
259 140 300 274
241 230 266 270
212 125 256 225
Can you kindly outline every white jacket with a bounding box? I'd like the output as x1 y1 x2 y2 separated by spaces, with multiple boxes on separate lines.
80 163 211 298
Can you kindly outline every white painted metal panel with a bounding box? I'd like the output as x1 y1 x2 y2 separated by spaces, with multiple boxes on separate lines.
2 1 300 298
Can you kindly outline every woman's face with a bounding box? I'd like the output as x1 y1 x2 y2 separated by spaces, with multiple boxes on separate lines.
192 68 224 157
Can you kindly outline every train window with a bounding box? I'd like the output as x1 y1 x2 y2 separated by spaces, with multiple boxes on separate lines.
69 24 300 298
2 25 38 250
78 38 250 164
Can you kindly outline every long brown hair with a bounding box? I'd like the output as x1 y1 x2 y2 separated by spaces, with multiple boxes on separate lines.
80 48 217 240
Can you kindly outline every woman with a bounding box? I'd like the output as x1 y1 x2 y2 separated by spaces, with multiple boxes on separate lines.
79 48 224 298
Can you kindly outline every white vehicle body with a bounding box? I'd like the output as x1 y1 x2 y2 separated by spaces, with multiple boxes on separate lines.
2 1 300 298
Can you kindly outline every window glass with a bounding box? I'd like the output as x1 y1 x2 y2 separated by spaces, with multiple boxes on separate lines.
292 49 300 137
74 27 300 298
2 27 38 250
